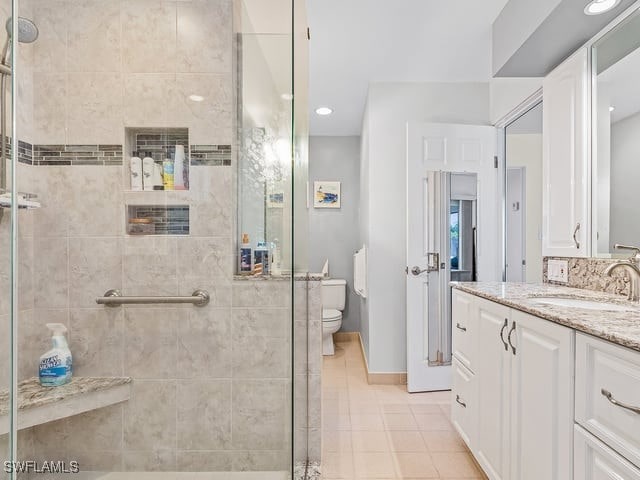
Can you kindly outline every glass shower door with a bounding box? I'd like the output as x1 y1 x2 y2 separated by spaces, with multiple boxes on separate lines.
3 0 310 478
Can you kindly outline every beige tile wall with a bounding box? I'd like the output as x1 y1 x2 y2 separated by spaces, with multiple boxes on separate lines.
30 0 233 146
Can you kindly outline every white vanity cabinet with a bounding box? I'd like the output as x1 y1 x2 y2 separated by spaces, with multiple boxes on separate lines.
542 47 591 257
452 291 575 480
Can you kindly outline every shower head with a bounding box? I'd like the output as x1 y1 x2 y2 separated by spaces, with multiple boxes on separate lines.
5 17 39 44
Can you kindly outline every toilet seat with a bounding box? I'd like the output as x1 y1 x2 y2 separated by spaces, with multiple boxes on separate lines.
323 308 342 322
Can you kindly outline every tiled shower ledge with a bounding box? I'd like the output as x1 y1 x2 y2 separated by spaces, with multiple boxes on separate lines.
0 377 131 434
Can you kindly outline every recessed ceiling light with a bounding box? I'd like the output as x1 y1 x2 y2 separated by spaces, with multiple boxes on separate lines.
281 93 294 101
189 94 205 102
609 106 616 112
584 0 621 15
315 107 333 116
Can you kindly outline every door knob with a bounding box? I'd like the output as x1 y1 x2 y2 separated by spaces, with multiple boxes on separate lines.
411 266 427 276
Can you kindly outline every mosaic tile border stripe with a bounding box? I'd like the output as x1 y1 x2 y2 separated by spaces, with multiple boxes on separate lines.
7 140 232 167
190 144 232 166
33 144 124 166
3 137 34 165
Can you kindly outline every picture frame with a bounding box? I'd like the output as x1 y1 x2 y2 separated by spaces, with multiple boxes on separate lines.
314 181 341 208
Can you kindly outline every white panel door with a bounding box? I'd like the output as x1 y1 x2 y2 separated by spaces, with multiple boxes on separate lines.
506 167 525 282
509 309 574 480
406 123 497 393
474 298 511 480
542 47 590 257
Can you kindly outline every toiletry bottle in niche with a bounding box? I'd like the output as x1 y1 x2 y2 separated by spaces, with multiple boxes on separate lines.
254 241 270 275
174 145 186 190
240 233 252 274
271 239 281 276
39 323 72 387
163 157 175 190
152 162 164 190
130 152 143 191
142 152 155 191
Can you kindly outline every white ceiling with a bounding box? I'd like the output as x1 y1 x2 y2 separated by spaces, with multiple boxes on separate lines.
307 0 510 136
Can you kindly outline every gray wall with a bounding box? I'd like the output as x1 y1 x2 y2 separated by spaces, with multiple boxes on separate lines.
611 111 640 249
309 136 361 332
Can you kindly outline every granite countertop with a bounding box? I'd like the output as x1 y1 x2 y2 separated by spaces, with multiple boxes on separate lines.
452 282 640 352
0 377 132 416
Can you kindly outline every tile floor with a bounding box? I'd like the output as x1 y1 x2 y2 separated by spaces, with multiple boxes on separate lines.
321 340 486 480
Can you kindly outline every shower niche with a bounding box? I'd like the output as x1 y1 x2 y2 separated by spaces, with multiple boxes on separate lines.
124 127 191 236
124 127 191 192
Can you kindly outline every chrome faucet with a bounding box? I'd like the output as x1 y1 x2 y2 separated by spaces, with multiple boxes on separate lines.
604 244 640 301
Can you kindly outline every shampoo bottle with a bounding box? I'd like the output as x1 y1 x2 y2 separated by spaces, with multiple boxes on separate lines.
152 162 164 190
240 233 252 274
254 241 270 275
163 158 174 190
130 152 143 191
39 323 72 387
142 152 155 191
174 145 186 190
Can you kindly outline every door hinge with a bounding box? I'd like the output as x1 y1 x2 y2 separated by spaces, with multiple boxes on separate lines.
494 156 499 169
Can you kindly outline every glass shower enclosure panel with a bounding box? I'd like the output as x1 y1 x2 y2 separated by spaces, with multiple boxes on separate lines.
2 0 308 478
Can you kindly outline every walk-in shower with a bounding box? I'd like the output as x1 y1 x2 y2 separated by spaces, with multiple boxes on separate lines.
0 0 314 478
0 16 38 222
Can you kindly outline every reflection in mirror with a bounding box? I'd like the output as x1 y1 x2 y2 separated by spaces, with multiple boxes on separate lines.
505 102 543 283
594 8 640 256
237 33 293 274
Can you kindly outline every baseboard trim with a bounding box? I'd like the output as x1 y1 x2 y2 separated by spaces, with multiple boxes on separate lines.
333 332 407 386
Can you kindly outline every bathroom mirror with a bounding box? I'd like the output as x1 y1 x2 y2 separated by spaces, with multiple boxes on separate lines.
592 7 640 257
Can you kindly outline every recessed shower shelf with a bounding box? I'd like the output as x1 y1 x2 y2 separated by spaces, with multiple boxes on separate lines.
0 377 131 434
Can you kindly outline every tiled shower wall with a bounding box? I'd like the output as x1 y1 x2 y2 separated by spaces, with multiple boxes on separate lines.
0 0 317 473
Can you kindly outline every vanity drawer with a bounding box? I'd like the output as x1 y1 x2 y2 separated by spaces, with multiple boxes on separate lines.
452 289 478 372
575 425 640 480
575 333 640 468
451 357 477 451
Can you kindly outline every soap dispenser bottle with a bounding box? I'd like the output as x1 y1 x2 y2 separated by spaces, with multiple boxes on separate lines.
240 233 252 274
142 152 155 191
130 152 143 191
39 323 73 387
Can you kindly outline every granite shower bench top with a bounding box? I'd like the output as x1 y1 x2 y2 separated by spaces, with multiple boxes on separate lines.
452 282 640 352
0 377 131 434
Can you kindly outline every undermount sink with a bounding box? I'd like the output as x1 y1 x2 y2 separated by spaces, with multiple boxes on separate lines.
531 296 634 312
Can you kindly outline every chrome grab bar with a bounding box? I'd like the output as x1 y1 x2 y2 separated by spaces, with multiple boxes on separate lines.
96 289 210 307
601 389 640 415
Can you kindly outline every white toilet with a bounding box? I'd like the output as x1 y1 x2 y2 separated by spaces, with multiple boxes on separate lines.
321 279 347 355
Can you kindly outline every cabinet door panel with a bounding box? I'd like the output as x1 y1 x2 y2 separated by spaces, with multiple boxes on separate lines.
452 289 477 372
510 310 574 480
475 298 511 480
542 47 590 257
575 425 640 480
452 357 477 450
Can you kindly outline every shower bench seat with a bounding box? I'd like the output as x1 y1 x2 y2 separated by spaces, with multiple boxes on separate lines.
0 376 132 434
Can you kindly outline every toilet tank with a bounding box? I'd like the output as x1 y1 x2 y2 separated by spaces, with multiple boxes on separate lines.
321 279 347 310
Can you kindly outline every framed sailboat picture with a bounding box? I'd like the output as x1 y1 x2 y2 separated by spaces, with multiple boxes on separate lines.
314 181 341 208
